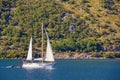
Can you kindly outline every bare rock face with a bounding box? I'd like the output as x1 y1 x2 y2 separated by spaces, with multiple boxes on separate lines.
54 54 70 59
54 53 93 59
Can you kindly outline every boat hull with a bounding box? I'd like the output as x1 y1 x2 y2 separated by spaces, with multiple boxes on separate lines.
22 63 43 68
22 62 54 69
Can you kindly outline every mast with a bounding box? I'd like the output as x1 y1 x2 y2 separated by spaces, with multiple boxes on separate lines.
41 23 44 63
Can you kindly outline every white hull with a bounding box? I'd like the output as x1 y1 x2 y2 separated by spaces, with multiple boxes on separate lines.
22 62 54 69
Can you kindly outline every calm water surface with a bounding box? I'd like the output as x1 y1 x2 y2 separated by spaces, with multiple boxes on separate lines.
0 59 120 80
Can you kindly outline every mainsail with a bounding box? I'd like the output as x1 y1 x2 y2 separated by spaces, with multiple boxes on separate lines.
44 29 54 62
26 37 32 60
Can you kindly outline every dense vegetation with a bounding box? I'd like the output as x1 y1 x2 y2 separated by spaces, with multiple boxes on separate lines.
0 0 120 58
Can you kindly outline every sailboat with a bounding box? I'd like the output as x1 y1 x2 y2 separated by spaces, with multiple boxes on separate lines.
22 24 55 68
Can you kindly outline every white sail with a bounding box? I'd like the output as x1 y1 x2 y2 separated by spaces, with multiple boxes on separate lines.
26 37 32 60
44 29 54 62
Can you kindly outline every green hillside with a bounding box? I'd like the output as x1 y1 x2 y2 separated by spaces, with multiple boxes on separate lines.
0 0 120 58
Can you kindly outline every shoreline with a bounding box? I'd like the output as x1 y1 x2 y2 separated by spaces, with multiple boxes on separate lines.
0 53 120 60
54 53 120 60
0 58 120 60
0 57 120 60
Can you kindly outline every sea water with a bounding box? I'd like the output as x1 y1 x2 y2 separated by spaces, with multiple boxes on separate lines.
0 59 120 80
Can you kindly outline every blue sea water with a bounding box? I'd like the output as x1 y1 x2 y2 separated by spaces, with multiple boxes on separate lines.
0 59 120 80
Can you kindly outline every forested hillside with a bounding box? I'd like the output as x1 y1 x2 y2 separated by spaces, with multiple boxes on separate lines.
0 0 120 58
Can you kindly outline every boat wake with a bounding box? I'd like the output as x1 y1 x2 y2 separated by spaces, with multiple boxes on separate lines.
0 65 14 68
1 65 55 70
6 65 14 68
0 65 22 69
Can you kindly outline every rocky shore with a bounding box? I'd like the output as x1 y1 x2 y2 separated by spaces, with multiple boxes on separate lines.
54 53 120 60
54 53 98 59
1 52 120 60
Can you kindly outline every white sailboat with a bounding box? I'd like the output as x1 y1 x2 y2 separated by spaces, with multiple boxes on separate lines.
22 24 55 68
